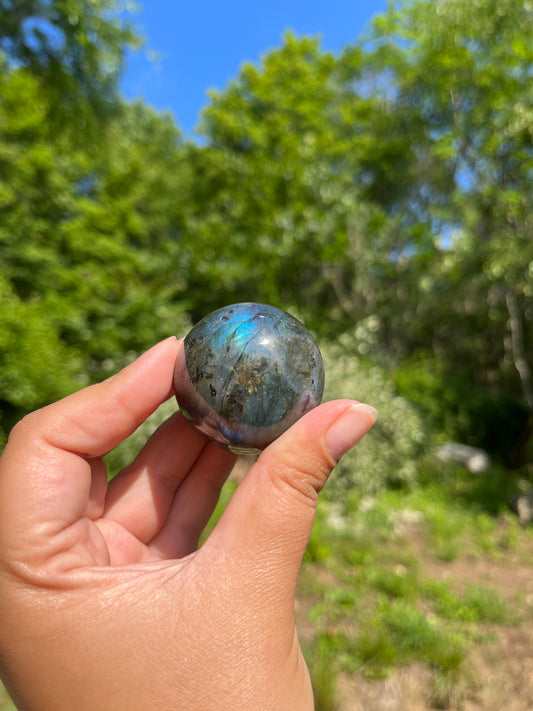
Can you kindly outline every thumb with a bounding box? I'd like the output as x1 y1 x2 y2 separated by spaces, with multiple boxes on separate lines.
208 399 377 598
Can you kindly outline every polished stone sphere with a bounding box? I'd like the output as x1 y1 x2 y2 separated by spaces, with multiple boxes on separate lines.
174 303 325 454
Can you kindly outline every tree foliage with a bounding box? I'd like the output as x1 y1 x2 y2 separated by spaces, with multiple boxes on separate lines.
0 7 190 443
180 0 532 460
0 0 139 133
366 0 533 405
182 34 430 335
0 0 532 467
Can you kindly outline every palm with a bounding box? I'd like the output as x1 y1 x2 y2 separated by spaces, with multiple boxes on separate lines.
4 412 236 575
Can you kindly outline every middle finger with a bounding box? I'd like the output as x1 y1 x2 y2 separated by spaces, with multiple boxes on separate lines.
102 412 208 542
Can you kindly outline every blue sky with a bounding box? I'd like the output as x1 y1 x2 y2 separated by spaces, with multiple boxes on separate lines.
121 0 389 138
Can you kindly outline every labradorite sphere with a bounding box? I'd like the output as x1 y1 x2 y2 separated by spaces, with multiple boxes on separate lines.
174 303 325 454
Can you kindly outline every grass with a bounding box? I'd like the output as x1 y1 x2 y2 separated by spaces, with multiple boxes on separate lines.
0 685 16 711
298 462 532 710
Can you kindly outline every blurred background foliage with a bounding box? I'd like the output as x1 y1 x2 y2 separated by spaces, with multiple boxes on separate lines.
0 0 532 477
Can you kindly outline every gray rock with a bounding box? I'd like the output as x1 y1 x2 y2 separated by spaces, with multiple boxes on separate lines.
510 492 533 525
435 442 491 474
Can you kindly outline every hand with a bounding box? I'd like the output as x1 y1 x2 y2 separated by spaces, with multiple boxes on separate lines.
0 337 377 711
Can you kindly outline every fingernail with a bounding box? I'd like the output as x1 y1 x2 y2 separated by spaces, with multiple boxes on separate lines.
325 403 378 461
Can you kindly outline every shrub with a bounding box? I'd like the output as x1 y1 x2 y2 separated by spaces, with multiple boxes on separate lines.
321 330 429 493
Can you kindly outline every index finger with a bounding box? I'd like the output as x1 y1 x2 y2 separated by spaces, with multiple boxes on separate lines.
15 336 181 458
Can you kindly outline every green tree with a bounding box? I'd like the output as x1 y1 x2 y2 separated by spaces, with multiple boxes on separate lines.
182 1 532 457
0 66 190 348
0 63 190 442
183 34 424 335
0 0 139 134
363 0 532 454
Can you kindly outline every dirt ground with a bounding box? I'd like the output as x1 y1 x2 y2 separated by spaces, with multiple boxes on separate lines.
336 626 533 711
333 532 533 711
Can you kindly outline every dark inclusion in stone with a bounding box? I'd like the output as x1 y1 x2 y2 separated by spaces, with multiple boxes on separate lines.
174 302 325 454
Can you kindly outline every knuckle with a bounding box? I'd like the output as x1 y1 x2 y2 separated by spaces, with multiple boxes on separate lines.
7 410 41 443
260 443 333 506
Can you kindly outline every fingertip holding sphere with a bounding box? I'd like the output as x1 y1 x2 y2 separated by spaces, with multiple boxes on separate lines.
174 303 325 454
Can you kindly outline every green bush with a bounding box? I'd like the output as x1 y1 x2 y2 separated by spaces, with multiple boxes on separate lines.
0 275 86 447
321 330 429 493
394 352 529 462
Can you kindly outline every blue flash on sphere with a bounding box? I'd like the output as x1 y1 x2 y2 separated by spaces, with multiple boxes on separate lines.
174 303 325 454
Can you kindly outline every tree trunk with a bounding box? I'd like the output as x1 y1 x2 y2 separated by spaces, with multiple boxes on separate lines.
505 287 533 467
